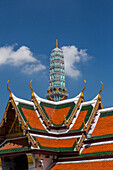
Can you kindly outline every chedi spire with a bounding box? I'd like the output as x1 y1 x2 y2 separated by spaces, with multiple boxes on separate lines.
46 40 68 101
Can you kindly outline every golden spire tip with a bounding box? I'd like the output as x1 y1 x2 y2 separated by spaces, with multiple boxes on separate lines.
56 39 58 48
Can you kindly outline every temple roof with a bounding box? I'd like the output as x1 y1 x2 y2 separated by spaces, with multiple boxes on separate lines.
0 80 109 169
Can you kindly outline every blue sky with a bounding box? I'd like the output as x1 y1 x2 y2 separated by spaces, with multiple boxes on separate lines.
0 0 113 120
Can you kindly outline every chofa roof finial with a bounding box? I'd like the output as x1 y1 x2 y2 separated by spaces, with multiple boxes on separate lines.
30 80 34 97
81 80 86 97
99 81 103 95
7 80 12 98
82 80 86 93
98 81 103 100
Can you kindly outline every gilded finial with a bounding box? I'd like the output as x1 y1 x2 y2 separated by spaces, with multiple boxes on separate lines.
99 81 103 95
81 80 86 97
7 80 12 98
82 80 86 93
98 81 103 100
56 39 58 48
30 80 34 97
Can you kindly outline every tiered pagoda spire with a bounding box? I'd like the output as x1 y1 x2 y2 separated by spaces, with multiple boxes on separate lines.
46 40 68 101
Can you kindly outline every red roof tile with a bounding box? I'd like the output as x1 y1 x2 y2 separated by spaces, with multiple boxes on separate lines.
38 137 76 148
51 161 113 170
92 115 113 137
70 110 88 131
21 108 45 131
0 142 23 150
82 143 113 154
43 106 71 125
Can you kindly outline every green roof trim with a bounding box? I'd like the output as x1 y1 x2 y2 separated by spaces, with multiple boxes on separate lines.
0 147 32 154
0 141 32 155
69 104 93 133
18 104 27 122
81 151 113 157
18 103 35 111
58 150 113 159
100 111 113 118
92 133 113 140
30 127 48 133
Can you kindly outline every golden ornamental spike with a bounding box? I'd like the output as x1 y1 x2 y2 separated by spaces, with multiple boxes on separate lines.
48 115 52 126
76 138 79 151
99 81 103 94
35 137 38 147
83 121 87 131
7 80 12 98
56 39 59 48
30 80 34 97
81 80 86 97
25 119 29 130
64 115 67 125
98 81 103 100
82 80 86 92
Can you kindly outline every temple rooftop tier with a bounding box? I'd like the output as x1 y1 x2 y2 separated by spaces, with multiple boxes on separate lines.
0 42 113 169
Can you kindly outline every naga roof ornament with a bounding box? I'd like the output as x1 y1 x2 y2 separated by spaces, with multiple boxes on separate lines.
81 80 86 98
98 81 103 100
7 80 12 98
30 80 35 98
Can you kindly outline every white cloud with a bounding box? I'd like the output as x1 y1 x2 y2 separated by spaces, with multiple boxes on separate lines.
22 63 46 74
0 45 46 74
61 45 91 79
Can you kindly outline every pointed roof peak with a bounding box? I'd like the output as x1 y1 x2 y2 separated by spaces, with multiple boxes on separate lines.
55 39 59 48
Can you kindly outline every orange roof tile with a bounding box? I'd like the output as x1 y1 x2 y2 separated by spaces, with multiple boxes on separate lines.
38 137 76 148
43 106 71 125
21 108 45 131
70 110 88 131
0 142 22 150
92 115 113 137
51 161 113 170
82 143 113 154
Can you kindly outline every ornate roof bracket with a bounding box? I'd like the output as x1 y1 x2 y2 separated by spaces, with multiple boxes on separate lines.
26 132 38 148
83 121 87 131
32 96 51 127
0 102 10 127
76 134 86 151
65 81 86 127
76 83 103 152
10 98 26 131
30 81 50 127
